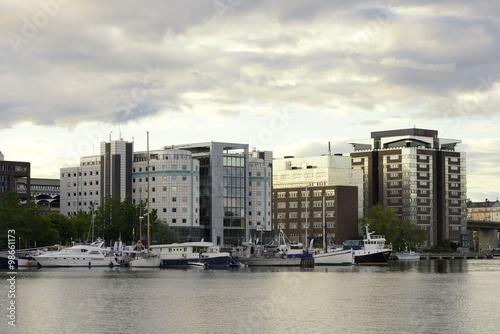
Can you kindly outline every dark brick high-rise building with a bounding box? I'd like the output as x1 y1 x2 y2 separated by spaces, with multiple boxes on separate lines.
349 128 467 247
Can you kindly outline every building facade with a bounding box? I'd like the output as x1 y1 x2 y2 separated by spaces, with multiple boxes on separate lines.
171 142 272 246
17 178 60 214
0 151 31 201
61 140 271 246
467 200 500 222
273 185 358 245
349 128 467 247
131 148 200 240
248 150 273 243
272 154 363 219
272 154 363 244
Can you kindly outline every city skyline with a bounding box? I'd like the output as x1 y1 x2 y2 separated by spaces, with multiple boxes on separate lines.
1 1 499 202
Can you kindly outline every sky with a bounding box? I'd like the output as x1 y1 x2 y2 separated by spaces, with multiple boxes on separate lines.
1 1 499 202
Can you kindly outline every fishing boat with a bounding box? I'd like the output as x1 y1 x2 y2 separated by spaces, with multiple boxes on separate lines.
313 195 353 265
343 225 392 265
33 239 118 267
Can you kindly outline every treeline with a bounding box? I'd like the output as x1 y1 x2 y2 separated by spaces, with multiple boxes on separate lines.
0 191 179 249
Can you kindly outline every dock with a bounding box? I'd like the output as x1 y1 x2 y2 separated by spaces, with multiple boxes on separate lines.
390 252 493 260
240 257 315 267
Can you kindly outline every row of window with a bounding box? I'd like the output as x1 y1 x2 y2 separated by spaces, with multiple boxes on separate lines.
275 211 335 219
276 190 336 198
62 171 99 177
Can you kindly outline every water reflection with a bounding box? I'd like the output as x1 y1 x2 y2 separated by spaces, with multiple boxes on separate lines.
2 259 499 334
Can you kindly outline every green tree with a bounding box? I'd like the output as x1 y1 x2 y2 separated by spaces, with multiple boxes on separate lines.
151 220 180 244
396 221 427 251
360 204 427 250
46 213 75 245
0 191 60 248
360 204 400 244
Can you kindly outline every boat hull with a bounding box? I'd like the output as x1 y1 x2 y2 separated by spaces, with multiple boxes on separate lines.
128 256 161 268
313 249 353 265
34 256 117 267
161 254 233 269
240 257 302 267
354 250 392 265
395 253 420 261
0 255 38 269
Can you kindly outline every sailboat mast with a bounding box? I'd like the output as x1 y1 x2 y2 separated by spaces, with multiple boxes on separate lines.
322 194 326 251
147 131 151 255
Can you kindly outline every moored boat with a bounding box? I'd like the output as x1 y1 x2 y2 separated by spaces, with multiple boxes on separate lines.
312 196 354 266
0 248 39 269
150 241 235 269
313 247 354 266
395 247 420 261
343 225 392 265
33 240 118 267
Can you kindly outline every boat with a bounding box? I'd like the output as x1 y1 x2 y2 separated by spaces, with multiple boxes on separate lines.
33 239 118 267
0 248 40 269
313 195 354 266
343 225 392 265
313 246 354 266
489 248 500 257
149 241 235 269
239 230 314 267
124 131 161 268
276 229 312 259
394 246 420 261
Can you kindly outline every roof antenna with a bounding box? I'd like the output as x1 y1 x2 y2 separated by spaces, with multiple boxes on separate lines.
328 141 331 155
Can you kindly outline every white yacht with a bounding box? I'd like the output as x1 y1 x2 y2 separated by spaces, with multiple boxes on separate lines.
34 240 118 267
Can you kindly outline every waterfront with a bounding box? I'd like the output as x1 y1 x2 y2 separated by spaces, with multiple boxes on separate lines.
1 259 499 334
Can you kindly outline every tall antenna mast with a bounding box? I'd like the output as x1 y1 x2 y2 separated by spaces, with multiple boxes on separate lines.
147 131 151 254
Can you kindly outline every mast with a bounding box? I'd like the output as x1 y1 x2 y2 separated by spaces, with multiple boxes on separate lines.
147 131 151 255
322 194 326 252
305 186 308 250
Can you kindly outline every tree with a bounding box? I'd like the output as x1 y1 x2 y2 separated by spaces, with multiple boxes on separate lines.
360 204 400 244
151 220 180 244
396 221 427 251
46 213 75 245
360 204 427 250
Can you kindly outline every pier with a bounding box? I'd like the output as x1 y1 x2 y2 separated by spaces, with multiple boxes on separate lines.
390 252 493 260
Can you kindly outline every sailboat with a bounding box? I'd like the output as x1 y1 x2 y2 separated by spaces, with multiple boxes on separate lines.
127 131 161 268
313 194 354 265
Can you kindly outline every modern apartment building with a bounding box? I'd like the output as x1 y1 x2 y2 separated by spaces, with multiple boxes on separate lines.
171 142 273 246
349 128 467 247
0 151 31 201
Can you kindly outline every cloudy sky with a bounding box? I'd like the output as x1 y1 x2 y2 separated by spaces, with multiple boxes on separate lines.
1 1 499 201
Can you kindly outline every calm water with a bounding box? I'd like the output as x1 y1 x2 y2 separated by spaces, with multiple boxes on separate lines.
1 259 499 334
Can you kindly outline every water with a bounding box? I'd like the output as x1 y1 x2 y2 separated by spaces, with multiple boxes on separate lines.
1 259 499 334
